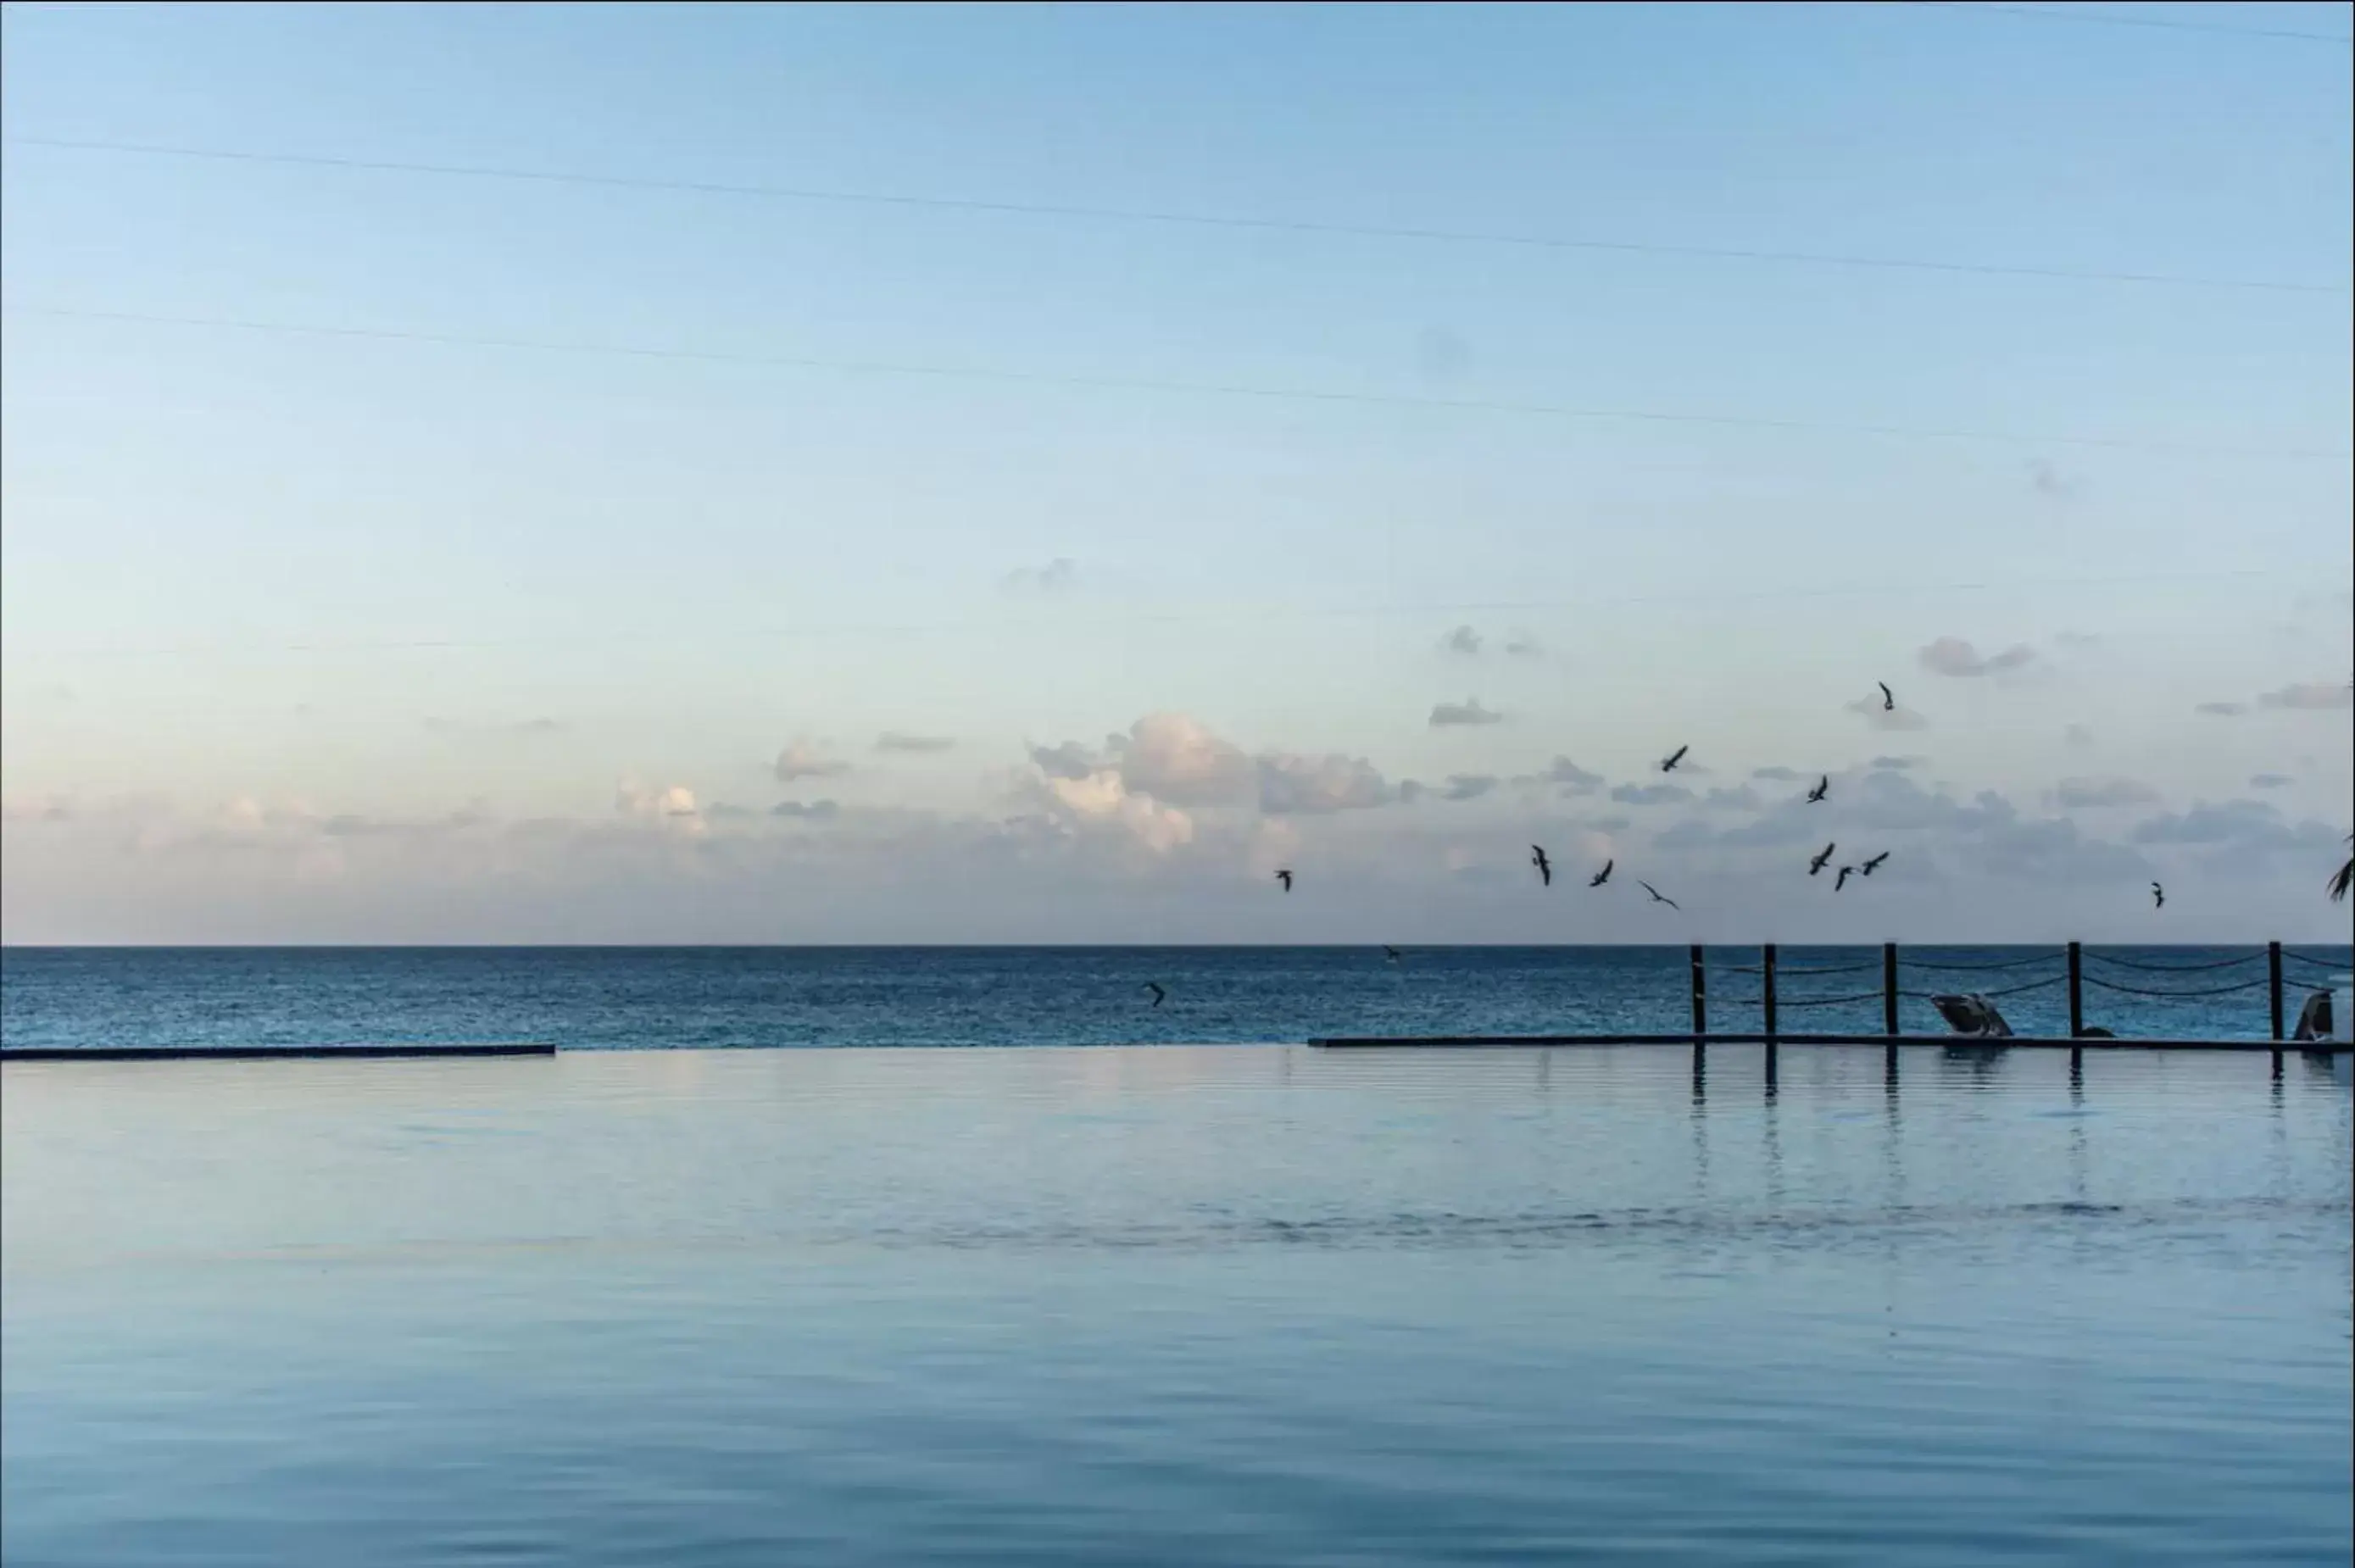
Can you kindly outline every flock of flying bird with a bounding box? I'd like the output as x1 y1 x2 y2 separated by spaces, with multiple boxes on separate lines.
1138 678 2179 1008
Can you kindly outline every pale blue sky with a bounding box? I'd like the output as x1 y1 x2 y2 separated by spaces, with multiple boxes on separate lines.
3 2 2349 942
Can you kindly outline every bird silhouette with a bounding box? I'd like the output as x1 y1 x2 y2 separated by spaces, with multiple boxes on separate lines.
1660 744 1690 773
1531 845 1552 887
1274 869 1293 892
1879 681 1895 713
1860 851 1889 876
1383 945 1402 964
2152 881 2165 909
1809 842 1837 876
1640 881 1680 910
1834 865 1856 892
1807 775 1829 803
1589 859 1613 887
1143 981 1166 1008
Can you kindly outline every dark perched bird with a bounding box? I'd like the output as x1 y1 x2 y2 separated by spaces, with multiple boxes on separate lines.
1807 775 1829 803
1640 881 1679 910
1143 982 1166 1008
1531 845 1552 887
1274 869 1293 892
1660 744 1690 773
1834 865 1856 892
1879 681 1895 713
2152 881 2165 909
1861 851 1889 876
1809 842 1837 876
1589 859 1613 887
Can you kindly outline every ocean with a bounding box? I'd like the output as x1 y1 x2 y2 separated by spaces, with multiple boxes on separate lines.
3 948 2351 1565
3 943 2350 1051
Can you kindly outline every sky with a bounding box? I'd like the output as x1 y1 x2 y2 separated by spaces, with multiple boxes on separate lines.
3 1 2351 944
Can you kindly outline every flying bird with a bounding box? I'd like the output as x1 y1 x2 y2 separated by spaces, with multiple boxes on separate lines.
1834 865 1856 892
1274 869 1293 892
1809 842 1837 876
1383 945 1402 964
1879 681 1895 713
1589 859 1613 887
1660 744 1690 773
1143 981 1166 1008
1639 881 1680 910
1807 775 1829 803
2152 881 2165 909
1531 845 1552 887
1860 851 1889 876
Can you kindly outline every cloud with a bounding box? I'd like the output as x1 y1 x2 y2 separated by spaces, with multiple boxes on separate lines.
1439 774 1500 803
1428 698 1503 727
2052 631 2102 650
2257 681 2352 712
2027 459 2084 501
771 799 841 820
1038 768 1195 854
1610 782 1695 807
1027 741 1101 780
1870 755 1925 771
616 783 699 819
1256 753 1395 815
2064 723 2096 748
1002 558 1078 594
1918 637 2037 678
1702 786 1762 811
875 731 955 753
2196 702 2248 717
774 739 851 782
1503 631 1545 659
1843 697 1930 732
2249 773 2294 790
2050 776 2160 810
1519 756 1604 796
1439 625 1483 657
425 716 567 738
2130 798 2312 849
1108 713 1255 806
1751 766 1802 782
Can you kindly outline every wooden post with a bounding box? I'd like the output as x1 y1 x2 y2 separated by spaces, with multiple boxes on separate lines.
1690 944 1707 1041
2067 941 2084 1038
2269 942 2285 1041
1883 942 1900 1038
1762 944 1779 1042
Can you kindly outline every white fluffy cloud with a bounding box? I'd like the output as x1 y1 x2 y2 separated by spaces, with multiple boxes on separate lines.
774 739 851 781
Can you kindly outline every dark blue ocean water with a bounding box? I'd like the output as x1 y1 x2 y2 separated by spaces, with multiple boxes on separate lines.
3 944 2349 1051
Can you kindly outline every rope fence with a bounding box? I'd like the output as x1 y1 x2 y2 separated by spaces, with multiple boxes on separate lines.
2079 949 2265 973
2280 948 2353 976
1897 950 2065 972
2079 972 2275 999
1900 972 2070 1001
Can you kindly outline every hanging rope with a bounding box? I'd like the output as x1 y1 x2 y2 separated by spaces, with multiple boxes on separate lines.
1773 989 1888 1009
2081 948 2263 973
1899 950 2064 972
2280 949 2354 976
2079 972 2273 998
1900 972 2069 1001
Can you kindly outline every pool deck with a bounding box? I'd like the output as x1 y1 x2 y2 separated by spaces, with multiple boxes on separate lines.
1 1043 558 1062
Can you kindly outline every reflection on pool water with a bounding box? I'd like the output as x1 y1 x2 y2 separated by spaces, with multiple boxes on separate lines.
4 1044 2350 1566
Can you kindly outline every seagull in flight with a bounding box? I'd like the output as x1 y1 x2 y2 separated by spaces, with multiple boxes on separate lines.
1589 859 1613 887
1274 869 1293 892
1809 842 1837 876
1879 681 1896 713
1640 880 1680 910
1143 981 1166 1008
1660 744 1690 773
1807 775 1829 803
2152 881 2165 909
1834 865 1856 892
1383 945 1402 964
1860 851 1889 876
1531 845 1552 887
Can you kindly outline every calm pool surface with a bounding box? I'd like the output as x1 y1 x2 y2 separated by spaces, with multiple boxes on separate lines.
4 1044 2350 1565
